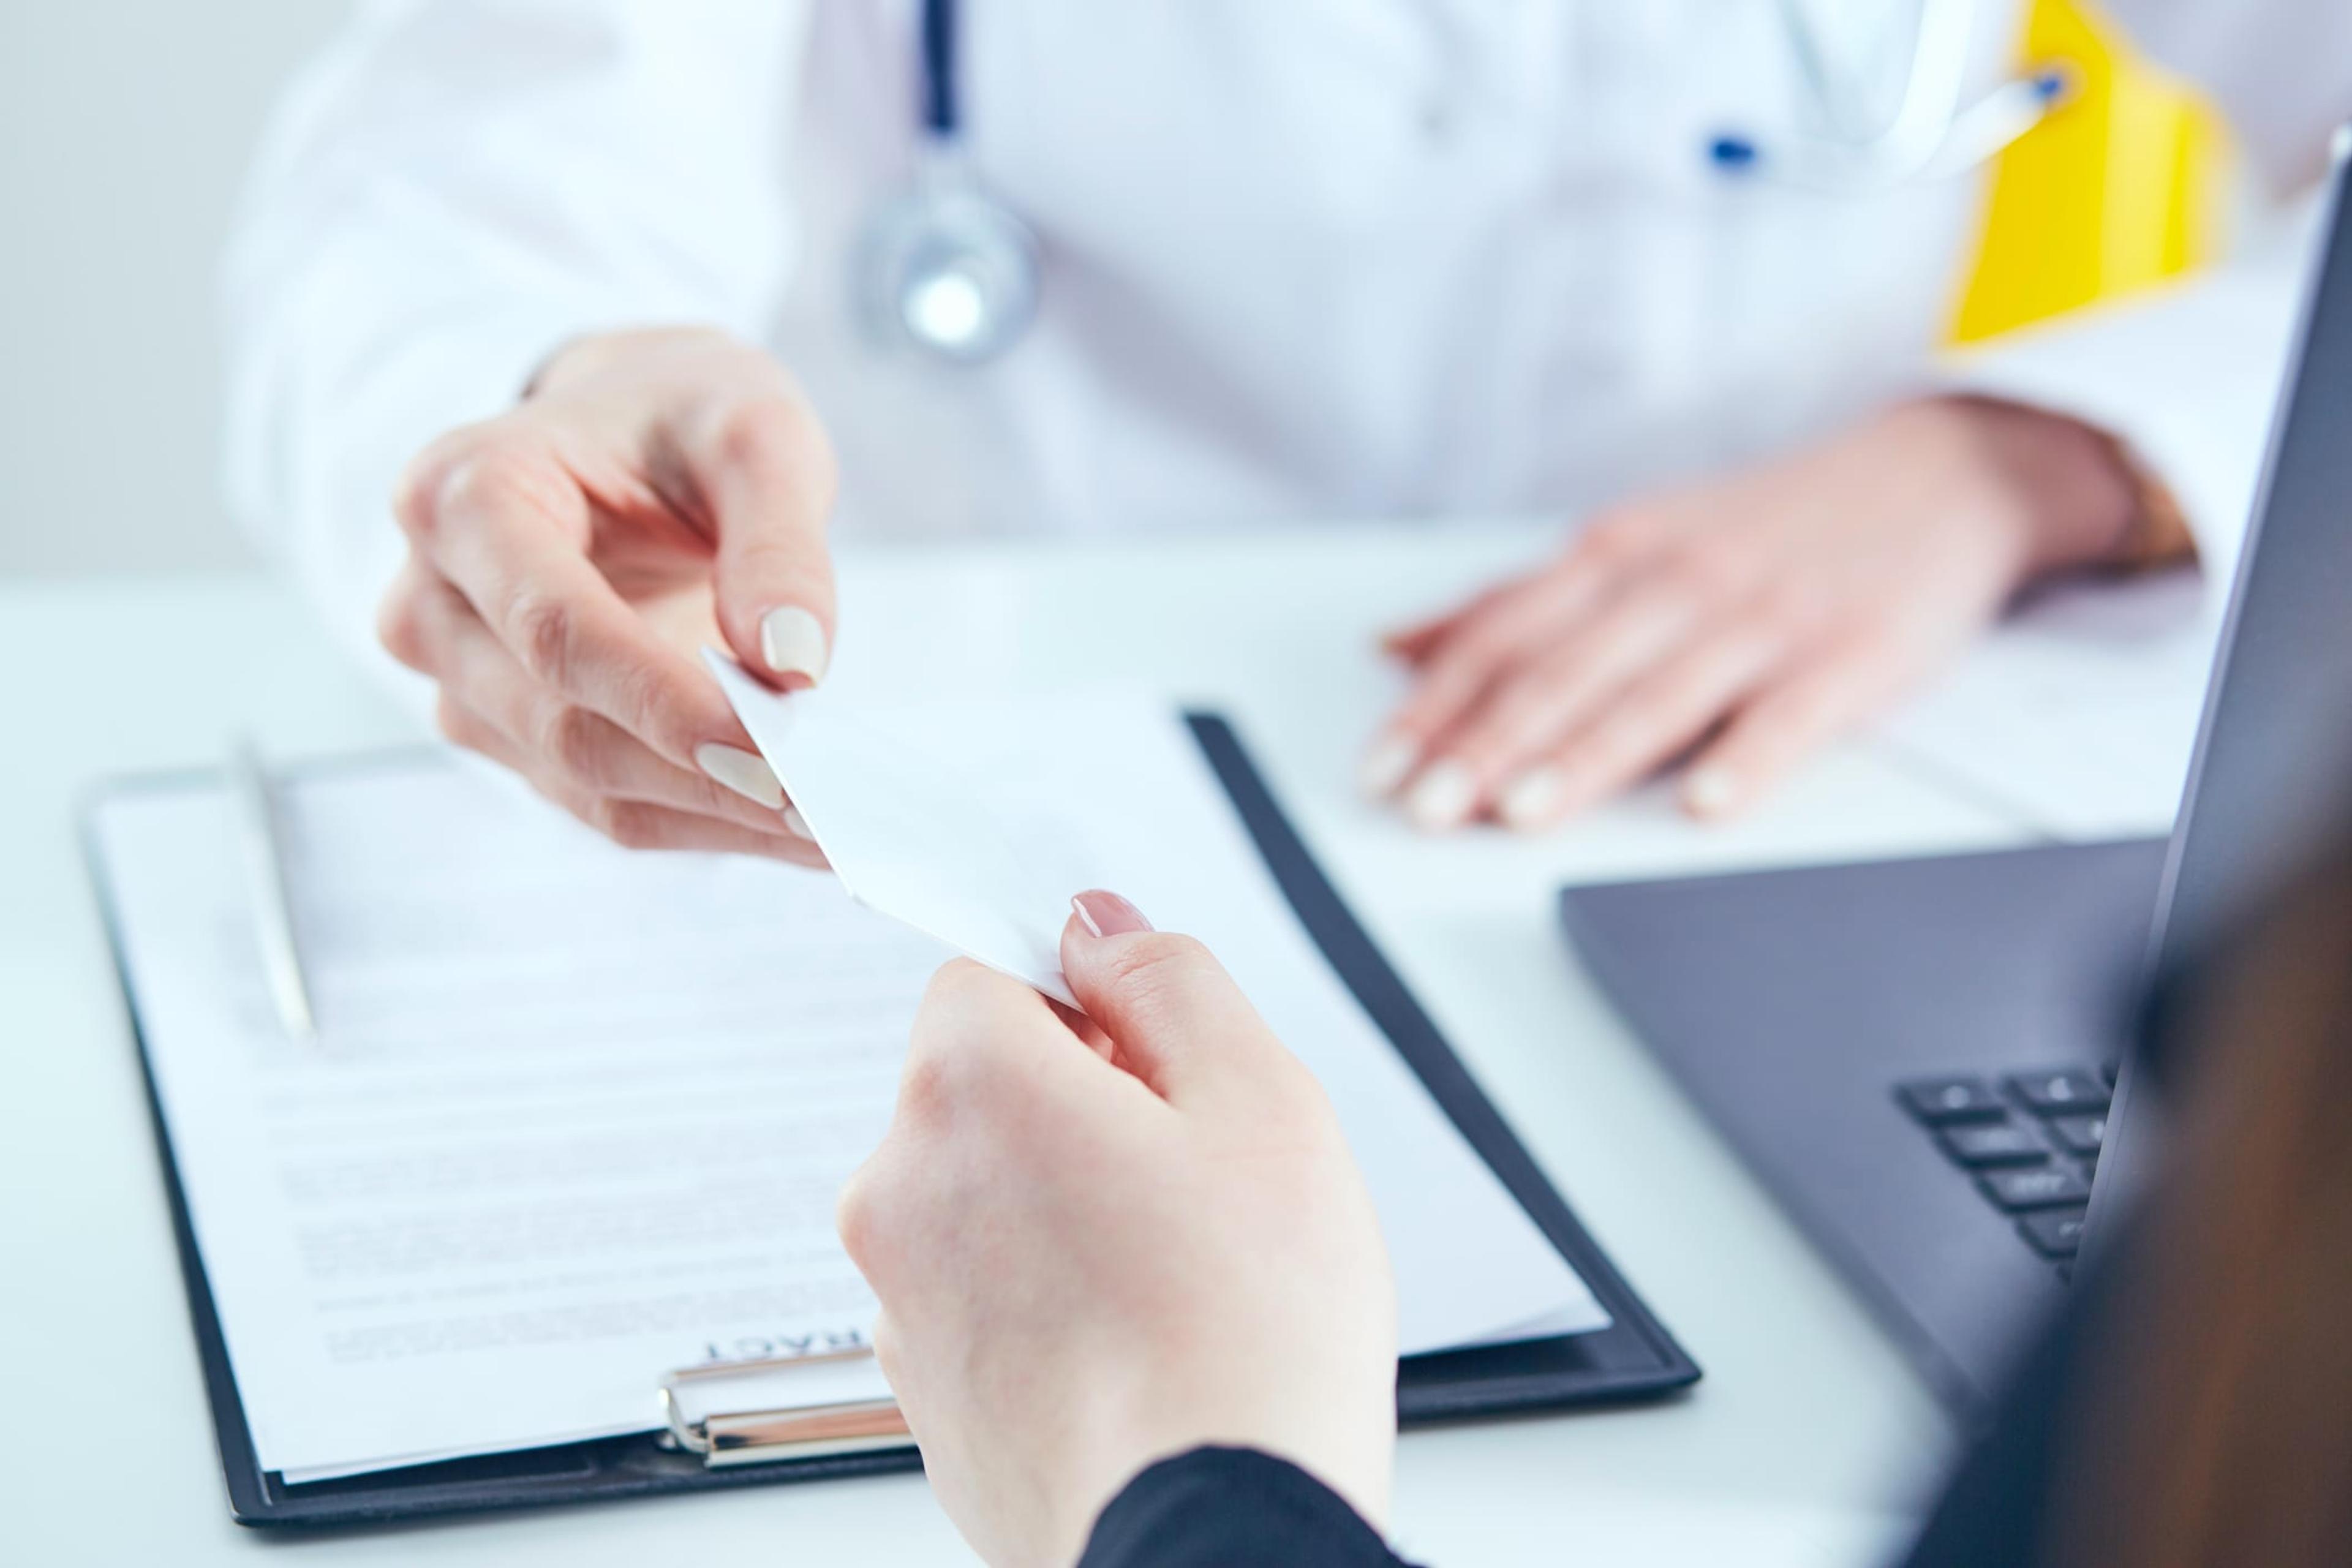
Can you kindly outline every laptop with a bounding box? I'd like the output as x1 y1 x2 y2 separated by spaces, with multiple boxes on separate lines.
1558 140 2352 1413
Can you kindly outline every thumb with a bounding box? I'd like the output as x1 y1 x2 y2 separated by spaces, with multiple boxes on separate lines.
696 393 841 690
1061 891 1279 1107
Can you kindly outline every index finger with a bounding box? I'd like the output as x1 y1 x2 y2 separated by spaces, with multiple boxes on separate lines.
412 441 755 771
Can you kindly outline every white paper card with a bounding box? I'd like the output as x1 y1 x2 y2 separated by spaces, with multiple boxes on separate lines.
708 651 1087 1006
706 671 1611 1350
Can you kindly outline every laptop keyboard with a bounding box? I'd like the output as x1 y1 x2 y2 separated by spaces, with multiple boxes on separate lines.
1894 1063 2116 1279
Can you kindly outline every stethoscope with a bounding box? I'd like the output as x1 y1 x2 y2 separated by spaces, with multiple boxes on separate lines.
862 0 2078 366
858 0 1040 364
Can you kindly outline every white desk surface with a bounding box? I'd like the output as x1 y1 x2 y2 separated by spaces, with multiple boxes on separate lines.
0 523 2207 1566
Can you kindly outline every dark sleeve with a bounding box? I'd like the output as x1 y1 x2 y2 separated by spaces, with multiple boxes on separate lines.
1078 1446 1414 1568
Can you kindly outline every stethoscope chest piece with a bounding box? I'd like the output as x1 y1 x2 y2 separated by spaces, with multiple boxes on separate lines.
859 0 1038 364
859 157 1041 364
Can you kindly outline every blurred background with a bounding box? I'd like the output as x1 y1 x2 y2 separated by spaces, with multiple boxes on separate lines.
0 2 342 575
0 0 2223 580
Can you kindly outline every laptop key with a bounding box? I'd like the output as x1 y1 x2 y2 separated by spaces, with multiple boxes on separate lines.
2049 1114 2106 1158
1936 1122 2048 1167
1978 1166 2094 1210
1898 1076 2005 1125
2007 1068 2111 1116
2019 1207 2089 1259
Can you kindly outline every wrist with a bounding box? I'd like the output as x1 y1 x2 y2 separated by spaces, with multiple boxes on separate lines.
1900 394 2151 579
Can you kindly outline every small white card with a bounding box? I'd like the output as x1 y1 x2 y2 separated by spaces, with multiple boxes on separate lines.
706 651 1091 1006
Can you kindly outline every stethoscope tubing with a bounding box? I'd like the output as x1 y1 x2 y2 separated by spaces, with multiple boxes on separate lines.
921 0 957 140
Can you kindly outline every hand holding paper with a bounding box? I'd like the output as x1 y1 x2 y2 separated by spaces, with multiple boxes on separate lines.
840 899 1400 1564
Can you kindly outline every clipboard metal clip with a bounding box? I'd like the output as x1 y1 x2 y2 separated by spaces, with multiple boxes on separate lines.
658 1348 911 1469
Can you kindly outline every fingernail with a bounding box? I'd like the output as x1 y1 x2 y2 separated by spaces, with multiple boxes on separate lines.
1406 762 1478 832
696 743 785 809
1071 890 1153 938
782 805 814 840
760 606 830 687
1683 765 1739 818
1359 737 1420 800
1499 767 1568 832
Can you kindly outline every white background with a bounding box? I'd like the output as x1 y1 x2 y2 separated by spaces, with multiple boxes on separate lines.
0 0 345 575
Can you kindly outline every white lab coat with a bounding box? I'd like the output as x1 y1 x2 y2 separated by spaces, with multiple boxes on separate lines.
223 1 2352 674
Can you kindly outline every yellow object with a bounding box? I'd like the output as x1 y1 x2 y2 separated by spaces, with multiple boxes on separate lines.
1949 0 2231 345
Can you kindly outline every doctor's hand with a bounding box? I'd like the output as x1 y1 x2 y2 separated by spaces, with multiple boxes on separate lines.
838 893 1397 1568
1365 395 2158 831
378 327 837 865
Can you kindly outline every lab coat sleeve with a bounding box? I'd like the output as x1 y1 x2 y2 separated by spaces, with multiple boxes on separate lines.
1941 203 2321 587
221 0 816 695
1939 1 2349 587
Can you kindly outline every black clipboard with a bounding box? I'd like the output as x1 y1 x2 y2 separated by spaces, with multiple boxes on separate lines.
87 712 1696 1528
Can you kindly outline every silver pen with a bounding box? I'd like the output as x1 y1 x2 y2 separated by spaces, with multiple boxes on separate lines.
228 740 318 1042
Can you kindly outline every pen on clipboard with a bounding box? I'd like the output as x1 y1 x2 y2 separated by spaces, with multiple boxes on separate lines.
228 741 318 1042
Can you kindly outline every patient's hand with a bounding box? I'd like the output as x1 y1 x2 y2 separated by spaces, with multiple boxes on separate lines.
838 893 1397 1568
1363 395 2157 831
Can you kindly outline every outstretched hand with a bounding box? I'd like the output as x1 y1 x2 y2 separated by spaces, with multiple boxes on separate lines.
379 327 839 862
